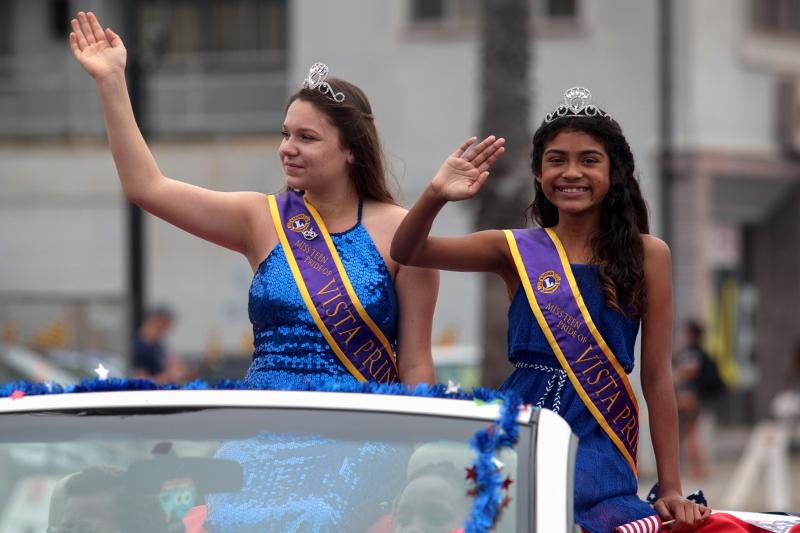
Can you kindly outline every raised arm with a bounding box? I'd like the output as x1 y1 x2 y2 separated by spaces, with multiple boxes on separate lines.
69 12 269 264
390 136 514 281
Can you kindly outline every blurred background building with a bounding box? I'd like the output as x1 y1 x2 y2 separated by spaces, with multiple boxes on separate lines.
1 0 798 426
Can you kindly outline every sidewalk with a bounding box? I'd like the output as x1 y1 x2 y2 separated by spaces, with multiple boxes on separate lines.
638 424 800 512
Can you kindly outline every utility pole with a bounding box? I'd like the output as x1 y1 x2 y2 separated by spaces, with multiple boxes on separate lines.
476 0 532 387
123 1 145 352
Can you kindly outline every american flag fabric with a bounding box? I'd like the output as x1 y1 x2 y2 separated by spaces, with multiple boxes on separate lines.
615 515 662 533
704 512 800 533
614 512 800 533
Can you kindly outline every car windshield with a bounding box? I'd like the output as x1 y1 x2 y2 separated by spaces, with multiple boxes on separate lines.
0 402 530 533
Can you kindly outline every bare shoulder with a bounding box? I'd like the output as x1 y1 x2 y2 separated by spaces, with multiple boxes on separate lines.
641 234 671 261
241 191 273 227
641 234 671 278
360 201 409 240
365 201 409 228
241 190 272 209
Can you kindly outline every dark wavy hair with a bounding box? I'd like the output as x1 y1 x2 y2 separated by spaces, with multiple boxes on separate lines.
287 78 396 204
528 115 650 317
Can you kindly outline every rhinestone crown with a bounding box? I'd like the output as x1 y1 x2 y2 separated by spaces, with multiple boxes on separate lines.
302 62 345 103
544 87 612 124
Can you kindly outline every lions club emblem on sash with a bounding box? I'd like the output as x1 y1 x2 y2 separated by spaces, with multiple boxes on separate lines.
536 270 561 294
287 213 310 232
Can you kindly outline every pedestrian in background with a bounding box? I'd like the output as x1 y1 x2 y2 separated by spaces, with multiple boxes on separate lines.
673 319 726 479
131 306 189 383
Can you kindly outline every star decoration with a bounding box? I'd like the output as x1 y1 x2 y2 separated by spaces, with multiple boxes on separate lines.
500 495 512 509
491 457 505 471
445 379 462 394
502 476 514 490
465 466 477 481
10 390 25 400
94 363 110 380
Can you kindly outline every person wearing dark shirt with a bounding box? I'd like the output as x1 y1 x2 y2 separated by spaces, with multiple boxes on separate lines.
673 319 721 479
132 306 175 382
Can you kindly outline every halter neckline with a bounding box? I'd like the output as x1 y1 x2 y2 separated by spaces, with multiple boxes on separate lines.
328 197 363 236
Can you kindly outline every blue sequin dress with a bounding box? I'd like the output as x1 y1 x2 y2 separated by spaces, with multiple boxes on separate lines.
205 198 406 532
244 199 398 388
500 265 657 533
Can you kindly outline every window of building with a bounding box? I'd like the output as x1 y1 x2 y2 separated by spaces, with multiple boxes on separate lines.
751 0 800 38
544 0 576 19
211 0 287 52
410 0 444 21
49 0 70 40
0 2 14 55
741 0 800 75
409 0 578 28
410 0 479 24
140 0 287 68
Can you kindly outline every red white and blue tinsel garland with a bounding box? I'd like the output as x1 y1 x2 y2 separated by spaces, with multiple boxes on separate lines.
1 377 522 532
465 393 520 533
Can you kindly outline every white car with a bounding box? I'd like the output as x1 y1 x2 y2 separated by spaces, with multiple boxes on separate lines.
0 387 577 533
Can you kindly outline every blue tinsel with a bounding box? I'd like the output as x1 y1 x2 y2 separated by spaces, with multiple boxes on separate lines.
0 377 523 532
465 391 522 533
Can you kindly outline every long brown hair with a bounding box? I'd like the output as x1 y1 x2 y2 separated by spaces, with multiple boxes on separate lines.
528 116 650 318
287 78 396 204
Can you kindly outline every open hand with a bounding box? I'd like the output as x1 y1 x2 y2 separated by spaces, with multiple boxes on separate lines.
69 11 126 79
654 492 711 532
431 136 505 201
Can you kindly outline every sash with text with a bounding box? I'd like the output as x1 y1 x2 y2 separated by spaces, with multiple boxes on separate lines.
505 227 639 475
268 191 398 384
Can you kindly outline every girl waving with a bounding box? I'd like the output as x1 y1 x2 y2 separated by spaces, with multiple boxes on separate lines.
391 87 709 533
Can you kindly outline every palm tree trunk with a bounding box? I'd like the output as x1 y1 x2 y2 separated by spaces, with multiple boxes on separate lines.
477 0 533 388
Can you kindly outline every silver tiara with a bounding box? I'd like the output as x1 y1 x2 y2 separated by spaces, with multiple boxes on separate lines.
544 87 612 124
302 62 345 103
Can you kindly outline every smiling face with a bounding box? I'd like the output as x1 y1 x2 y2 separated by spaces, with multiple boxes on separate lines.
393 475 469 533
536 129 611 220
279 99 353 192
